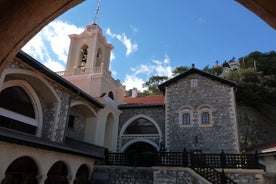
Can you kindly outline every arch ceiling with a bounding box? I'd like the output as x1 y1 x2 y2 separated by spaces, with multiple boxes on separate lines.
0 0 83 71
235 0 276 29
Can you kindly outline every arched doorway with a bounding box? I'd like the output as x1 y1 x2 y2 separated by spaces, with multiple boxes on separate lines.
1 156 38 184
125 142 158 167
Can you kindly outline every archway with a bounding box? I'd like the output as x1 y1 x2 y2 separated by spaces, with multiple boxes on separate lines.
1 156 38 184
45 161 68 184
73 164 89 184
104 113 115 150
125 142 158 167
68 101 97 144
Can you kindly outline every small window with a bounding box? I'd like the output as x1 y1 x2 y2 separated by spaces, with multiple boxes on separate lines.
201 112 210 124
182 113 190 124
191 79 198 89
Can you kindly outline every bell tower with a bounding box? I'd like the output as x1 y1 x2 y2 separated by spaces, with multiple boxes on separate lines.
61 23 125 105
65 23 113 76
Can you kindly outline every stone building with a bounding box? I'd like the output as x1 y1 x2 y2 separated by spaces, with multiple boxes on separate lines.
118 66 240 155
159 67 240 153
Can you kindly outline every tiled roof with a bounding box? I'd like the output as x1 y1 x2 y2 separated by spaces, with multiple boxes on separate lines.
246 140 276 153
123 95 164 105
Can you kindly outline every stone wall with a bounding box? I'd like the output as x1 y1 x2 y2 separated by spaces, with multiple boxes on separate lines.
92 166 153 184
153 167 207 184
222 169 265 184
264 173 276 184
165 73 239 153
92 166 265 184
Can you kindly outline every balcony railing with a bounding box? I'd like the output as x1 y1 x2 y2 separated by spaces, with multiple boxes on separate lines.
105 149 259 169
56 66 104 77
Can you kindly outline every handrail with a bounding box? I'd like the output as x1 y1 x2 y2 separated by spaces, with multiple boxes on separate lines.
105 150 259 169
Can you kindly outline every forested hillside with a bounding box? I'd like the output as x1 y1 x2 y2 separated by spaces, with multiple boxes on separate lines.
221 51 276 151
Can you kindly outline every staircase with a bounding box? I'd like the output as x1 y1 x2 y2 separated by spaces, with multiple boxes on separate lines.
192 167 237 184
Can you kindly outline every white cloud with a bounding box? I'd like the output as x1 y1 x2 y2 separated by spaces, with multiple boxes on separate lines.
106 28 138 56
123 74 147 91
44 60 66 72
22 31 49 62
130 24 138 34
153 54 172 77
123 54 173 91
22 20 83 71
110 51 116 62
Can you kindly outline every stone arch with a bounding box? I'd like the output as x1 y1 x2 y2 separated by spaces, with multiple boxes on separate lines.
1 68 61 140
0 0 82 73
73 164 89 184
121 138 159 152
178 105 194 112
1 156 38 184
104 113 115 149
1 69 60 103
122 141 159 167
45 161 69 184
119 114 162 137
196 104 216 112
0 80 43 136
69 101 97 144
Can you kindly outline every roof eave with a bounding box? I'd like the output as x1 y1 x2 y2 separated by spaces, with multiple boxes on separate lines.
158 68 236 92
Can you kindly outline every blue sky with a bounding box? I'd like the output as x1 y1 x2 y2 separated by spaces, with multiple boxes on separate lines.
23 0 276 91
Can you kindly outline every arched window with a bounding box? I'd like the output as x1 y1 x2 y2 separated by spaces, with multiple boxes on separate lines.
0 86 37 134
197 105 215 127
124 118 158 134
179 106 194 127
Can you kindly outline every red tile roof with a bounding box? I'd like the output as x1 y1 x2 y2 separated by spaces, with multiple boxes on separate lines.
246 139 276 153
123 95 164 105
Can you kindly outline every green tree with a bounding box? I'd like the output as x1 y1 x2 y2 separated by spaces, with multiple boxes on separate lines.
142 75 168 95
172 66 189 76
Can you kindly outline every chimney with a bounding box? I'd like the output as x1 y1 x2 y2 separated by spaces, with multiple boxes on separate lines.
131 88 138 98
192 64 195 68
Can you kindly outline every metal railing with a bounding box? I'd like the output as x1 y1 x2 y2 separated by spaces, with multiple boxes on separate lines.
105 149 258 184
105 149 259 169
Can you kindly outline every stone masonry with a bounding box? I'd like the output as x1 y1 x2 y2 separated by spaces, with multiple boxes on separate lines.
165 73 239 153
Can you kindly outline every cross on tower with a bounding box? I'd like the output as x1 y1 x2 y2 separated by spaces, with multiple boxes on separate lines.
93 0 101 24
